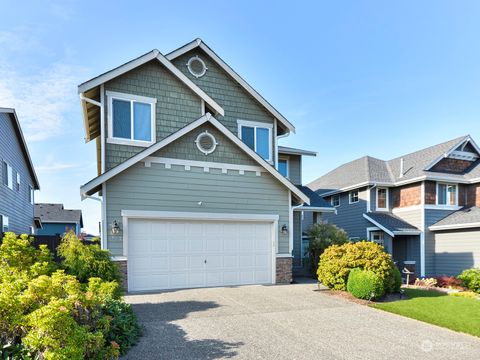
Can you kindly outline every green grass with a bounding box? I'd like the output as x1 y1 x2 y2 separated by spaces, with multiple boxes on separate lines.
372 289 480 337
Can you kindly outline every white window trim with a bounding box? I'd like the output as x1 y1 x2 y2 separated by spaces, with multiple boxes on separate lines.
349 190 359 204
436 182 458 207
106 90 157 147
3 161 13 190
16 173 20 192
331 194 340 207
1 215 9 232
29 185 34 205
237 119 273 162
376 187 389 211
278 156 289 179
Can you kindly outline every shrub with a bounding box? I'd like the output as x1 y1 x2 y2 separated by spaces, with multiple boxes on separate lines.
458 268 480 294
317 241 397 292
305 222 349 275
448 291 480 299
435 275 464 289
414 278 437 288
392 267 402 292
58 232 120 283
347 268 385 300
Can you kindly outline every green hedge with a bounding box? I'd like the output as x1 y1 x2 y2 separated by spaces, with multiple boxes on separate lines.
458 268 480 293
347 268 385 300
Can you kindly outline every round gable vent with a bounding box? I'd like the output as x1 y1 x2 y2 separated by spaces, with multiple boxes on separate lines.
195 131 218 155
187 56 207 78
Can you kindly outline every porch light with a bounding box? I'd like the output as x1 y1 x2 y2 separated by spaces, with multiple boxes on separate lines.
281 224 288 235
112 220 120 235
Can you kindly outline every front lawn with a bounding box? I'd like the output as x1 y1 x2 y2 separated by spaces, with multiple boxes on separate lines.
372 288 480 337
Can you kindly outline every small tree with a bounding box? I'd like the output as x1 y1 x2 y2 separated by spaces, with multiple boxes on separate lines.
305 222 349 276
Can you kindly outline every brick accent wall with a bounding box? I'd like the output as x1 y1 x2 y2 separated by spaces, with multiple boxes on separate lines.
430 158 473 173
276 257 293 284
391 183 422 208
115 260 128 291
425 181 437 205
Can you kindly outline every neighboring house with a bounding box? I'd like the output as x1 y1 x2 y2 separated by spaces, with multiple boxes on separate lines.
0 108 40 234
78 38 334 292
35 203 83 236
307 135 480 277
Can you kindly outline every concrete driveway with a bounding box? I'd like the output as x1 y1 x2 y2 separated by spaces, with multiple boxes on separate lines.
123 283 480 359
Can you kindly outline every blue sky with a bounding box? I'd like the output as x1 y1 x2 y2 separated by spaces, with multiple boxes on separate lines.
1 0 479 233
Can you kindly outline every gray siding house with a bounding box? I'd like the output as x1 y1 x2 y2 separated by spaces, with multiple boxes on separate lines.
78 39 333 292
307 136 480 277
0 108 40 234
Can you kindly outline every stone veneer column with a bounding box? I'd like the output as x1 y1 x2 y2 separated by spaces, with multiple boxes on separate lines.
276 257 293 284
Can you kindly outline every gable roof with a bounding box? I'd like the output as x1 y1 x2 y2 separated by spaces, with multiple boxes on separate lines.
309 135 480 195
429 206 480 231
80 113 309 204
166 38 295 135
363 212 421 237
78 49 224 143
294 185 335 212
35 203 83 226
278 146 317 157
0 108 40 189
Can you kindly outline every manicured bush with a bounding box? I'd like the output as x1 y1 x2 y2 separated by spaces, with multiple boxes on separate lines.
347 268 385 300
392 267 402 292
305 222 349 275
448 291 479 299
435 275 464 289
58 232 120 283
317 241 397 292
458 268 480 294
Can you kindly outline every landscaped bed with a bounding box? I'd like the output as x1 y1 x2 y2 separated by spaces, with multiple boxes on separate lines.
372 288 480 338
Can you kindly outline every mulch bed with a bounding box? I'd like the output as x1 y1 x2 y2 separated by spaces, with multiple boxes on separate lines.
318 288 405 305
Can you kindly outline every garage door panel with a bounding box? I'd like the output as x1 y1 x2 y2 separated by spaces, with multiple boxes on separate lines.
128 218 273 291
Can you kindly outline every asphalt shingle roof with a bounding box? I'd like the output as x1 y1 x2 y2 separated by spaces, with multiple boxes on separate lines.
308 136 480 194
364 212 420 233
35 203 83 225
430 207 480 228
296 185 333 209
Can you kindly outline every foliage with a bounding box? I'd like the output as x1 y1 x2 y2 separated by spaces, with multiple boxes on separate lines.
373 288 480 337
317 241 397 292
58 232 120 284
347 268 385 300
103 299 142 355
413 278 437 288
392 267 402 293
305 222 349 276
0 232 139 359
458 268 480 294
434 275 464 289
448 291 479 299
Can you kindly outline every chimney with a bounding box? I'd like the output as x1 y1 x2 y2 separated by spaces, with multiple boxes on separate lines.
399 158 404 178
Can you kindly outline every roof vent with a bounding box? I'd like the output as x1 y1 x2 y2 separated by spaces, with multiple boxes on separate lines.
399 158 404 178
187 56 207 78
195 131 218 155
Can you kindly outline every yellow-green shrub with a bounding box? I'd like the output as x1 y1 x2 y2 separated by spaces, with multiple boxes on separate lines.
317 241 397 292
347 268 385 300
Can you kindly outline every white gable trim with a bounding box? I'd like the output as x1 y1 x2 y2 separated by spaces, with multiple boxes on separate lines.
362 214 395 237
80 113 309 204
429 222 480 231
424 136 480 171
78 49 224 117
166 39 295 134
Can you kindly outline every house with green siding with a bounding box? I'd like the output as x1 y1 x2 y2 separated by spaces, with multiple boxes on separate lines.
78 39 333 292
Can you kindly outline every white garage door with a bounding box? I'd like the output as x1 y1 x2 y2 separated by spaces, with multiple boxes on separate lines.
127 218 274 291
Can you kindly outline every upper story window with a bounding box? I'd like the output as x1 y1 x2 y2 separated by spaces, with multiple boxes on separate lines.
278 158 289 178
349 190 359 204
376 187 388 210
237 120 272 162
29 186 34 205
107 91 157 147
2 161 13 190
331 194 340 207
437 183 457 206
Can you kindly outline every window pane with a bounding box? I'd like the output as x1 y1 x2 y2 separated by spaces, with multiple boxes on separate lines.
133 102 152 141
447 185 456 205
377 188 386 208
278 160 288 177
112 99 131 139
256 127 270 160
241 126 255 150
437 184 446 205
2 162 7 186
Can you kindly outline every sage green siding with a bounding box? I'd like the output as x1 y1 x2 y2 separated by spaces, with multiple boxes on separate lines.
434 229 480 275
105 164 289 256
292 211 302 267
286 154 302 185
103 60 203 170
171 49 275 134
154 123 257 166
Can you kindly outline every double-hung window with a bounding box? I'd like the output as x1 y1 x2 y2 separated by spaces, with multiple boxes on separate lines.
331 194 340 207
349 190 359 204
107 91 156 147
238 120 272 161
278 158 289 178
29 186 34 205
376 188 388 210
2 161 13 190
1 215 9 232
437 183 457 206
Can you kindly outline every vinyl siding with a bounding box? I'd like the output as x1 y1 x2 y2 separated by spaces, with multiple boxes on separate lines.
318 187 370 239
434 229 480 275
103 60 203 170
0 113 35 234
105 163 289 256
286 155 301 185
424 209 456 275
37 222 79 236
292 211 302 266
